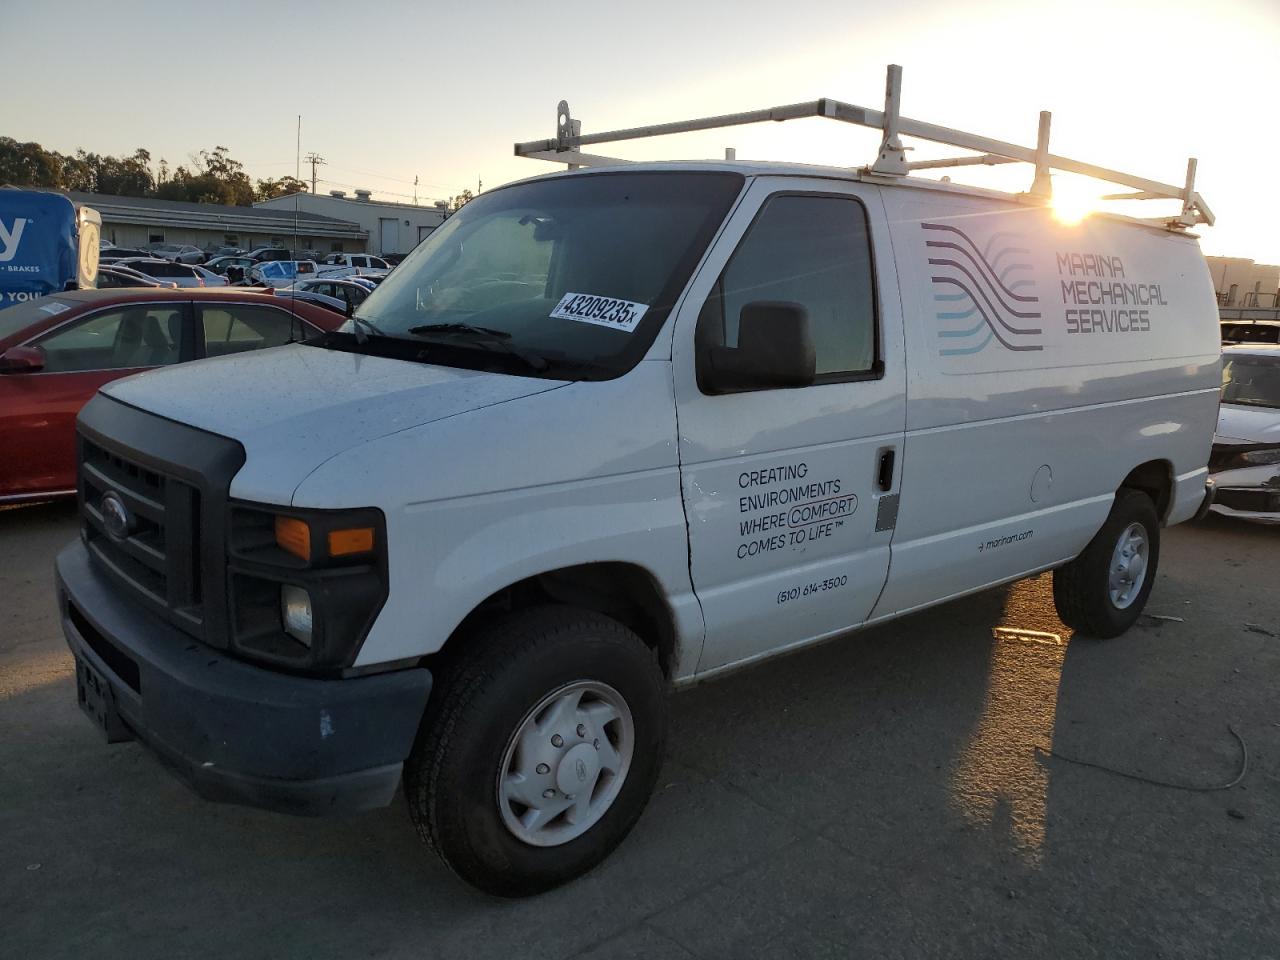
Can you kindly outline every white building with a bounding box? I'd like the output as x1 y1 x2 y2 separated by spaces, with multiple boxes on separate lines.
1205 255 1280 309
64 191 367 254
255 190 447 256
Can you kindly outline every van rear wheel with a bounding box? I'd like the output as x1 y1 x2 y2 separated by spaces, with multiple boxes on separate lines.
404 606 667 897
1053 488 1160 638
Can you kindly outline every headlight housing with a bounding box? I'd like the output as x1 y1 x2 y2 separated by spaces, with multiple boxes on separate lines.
227 504 388 673
280 585 314 646
1239 447 1280 467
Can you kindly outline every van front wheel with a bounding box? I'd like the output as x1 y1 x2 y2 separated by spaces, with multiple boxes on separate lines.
1053 488 1160 638
404 606 667 897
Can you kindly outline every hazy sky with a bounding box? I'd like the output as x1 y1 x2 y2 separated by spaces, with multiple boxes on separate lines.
2 0 1277 260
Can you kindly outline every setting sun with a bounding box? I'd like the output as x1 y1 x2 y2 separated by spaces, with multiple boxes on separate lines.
1050 178 1101 225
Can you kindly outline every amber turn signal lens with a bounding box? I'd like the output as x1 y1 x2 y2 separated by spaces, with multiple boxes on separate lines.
274 516 311 561
328 527 375 557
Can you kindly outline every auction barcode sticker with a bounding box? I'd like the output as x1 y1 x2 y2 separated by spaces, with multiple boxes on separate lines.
550 292 648 333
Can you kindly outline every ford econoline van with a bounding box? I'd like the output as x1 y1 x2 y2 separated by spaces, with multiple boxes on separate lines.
55 70 1220 896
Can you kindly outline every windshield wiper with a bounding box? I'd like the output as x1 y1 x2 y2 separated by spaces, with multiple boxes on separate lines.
406 322 512 339
406 323 549 373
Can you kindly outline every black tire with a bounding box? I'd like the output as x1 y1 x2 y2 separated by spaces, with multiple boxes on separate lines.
404 605 667 897
1053 488 1160 638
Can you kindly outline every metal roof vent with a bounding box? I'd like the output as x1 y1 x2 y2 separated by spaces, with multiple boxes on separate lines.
354 189 372 201
329 190 346 198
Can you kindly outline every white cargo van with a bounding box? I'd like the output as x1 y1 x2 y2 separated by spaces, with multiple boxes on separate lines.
56 67 1220 896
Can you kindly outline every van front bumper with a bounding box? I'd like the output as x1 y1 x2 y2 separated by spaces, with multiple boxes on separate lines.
55 539 432 816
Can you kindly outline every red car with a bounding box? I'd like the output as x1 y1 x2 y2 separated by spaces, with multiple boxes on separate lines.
0 288 345 504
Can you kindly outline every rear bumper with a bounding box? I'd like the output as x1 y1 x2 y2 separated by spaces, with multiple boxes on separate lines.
56 539 432 815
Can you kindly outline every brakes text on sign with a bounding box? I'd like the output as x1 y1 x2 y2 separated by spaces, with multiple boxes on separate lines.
550 292 649 333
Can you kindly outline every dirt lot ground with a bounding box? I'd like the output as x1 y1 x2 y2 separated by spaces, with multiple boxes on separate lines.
2 500 1277 959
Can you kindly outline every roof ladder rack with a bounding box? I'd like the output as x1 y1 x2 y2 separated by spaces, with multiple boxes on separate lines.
514 64 1213 230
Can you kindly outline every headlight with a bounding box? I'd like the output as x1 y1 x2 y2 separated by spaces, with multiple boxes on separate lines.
1239 448 1280 466
227 504 388 673
281 585 314 646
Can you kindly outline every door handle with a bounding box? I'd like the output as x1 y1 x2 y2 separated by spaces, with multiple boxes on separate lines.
877 449 896 492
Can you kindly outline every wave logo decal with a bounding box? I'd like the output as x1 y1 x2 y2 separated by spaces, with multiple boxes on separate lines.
922 223 1042 355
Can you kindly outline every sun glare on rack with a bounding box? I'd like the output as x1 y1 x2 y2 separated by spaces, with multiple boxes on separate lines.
1050 180 1100 225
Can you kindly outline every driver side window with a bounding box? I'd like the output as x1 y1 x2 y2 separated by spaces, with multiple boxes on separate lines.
696 194 878 392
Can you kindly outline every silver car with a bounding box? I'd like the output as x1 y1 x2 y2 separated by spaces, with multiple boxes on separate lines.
147 243 206 264
1209 344 1280 524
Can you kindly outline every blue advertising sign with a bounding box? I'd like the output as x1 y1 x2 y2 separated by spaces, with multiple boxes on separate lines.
0 190 79 311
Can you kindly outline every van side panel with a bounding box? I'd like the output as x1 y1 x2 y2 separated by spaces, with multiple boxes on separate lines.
289 361 706 675
872 194 1219 618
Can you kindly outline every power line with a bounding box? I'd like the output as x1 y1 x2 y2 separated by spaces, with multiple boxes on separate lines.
324 162 458 191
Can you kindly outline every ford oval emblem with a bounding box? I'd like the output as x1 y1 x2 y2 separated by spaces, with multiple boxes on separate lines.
100 491 132 541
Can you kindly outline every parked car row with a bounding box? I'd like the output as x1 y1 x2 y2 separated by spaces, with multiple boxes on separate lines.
98 242 401 270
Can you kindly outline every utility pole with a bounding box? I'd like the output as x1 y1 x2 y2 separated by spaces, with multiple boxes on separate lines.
414 175 419 205
304 152 326 194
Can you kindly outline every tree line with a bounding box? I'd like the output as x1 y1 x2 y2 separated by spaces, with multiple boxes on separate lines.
2 136 476 211
0 137 310 205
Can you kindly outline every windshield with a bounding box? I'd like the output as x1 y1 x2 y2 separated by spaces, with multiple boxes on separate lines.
1222 354 1280 409
319 171 743 379
0 297 76 343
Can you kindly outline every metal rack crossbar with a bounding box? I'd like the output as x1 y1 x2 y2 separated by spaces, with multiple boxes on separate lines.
514 64 1213 230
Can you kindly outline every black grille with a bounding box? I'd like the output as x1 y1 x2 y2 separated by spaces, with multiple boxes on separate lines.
75 394 246 650
81 437 204 633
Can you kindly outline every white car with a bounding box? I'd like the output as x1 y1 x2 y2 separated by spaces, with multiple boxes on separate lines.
111 258 219 288
192 265 229 288
147 243 206 264
290 277 371 311
1209 344 1280 523
53 70 1222 898
318 253 391 276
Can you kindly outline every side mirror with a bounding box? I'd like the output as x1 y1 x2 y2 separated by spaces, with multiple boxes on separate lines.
0 345 46 374
702 301 815 392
